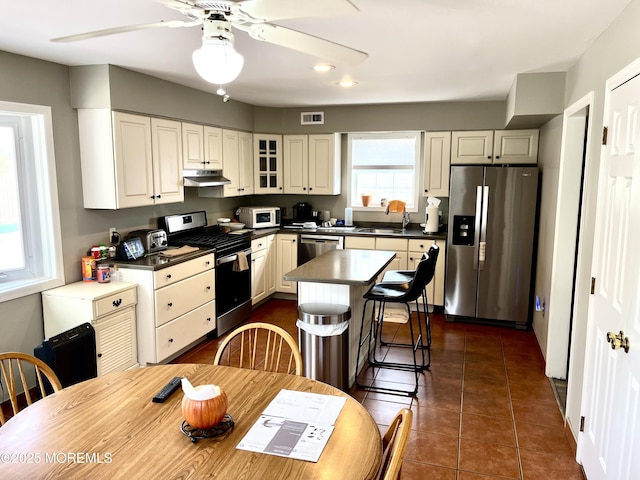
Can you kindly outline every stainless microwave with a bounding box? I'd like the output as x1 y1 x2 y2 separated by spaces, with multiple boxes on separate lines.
236 206 281 229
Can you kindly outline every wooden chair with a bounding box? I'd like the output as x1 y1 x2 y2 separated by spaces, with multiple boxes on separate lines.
377 408 413 480
213 322 303 376
0 352 62 425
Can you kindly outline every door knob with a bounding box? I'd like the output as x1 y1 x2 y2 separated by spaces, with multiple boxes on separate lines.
606 330 630 353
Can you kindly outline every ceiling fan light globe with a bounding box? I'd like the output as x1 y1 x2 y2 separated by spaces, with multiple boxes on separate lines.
192 40 244 85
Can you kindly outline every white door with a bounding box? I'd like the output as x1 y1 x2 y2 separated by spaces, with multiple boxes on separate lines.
580 69 640 480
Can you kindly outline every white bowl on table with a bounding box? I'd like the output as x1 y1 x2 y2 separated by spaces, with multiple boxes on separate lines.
227 223 246 231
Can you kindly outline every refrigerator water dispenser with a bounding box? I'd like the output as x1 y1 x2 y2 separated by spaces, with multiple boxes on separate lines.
452 215 475 246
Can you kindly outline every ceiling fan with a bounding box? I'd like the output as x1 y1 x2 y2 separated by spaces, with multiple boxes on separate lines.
52 0 368 86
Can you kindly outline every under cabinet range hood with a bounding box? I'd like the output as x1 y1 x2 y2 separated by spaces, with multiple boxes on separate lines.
183 170 231 187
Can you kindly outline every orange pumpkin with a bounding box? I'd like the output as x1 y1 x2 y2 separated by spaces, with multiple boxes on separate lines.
182 388 228 429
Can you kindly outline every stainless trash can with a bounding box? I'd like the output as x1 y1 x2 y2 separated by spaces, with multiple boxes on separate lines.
297 303 351 392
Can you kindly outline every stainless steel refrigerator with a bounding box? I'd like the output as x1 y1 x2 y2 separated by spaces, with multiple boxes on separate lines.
445 165 539 328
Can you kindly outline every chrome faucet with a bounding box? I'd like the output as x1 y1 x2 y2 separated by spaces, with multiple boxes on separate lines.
385 202 411 230
401 207 410 230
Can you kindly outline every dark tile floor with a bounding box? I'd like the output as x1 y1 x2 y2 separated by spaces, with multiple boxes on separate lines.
172 298 585 480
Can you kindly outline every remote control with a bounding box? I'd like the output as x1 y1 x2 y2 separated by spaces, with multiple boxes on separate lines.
152 376 183 403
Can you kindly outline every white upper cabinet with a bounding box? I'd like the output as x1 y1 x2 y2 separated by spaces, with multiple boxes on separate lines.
222 129 254 197
182 123 222 170
283 135 308 194
451 129 538 165
254 134 284 194
493 129 539 164
150 117 184 205
181 122 204 169
78 109 184 209
283 134 340 195
423 131 451 197
204 126 223 170
309 134 341 195
451 130 494 164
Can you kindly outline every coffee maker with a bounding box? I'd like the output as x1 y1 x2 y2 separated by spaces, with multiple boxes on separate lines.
292 202 313 222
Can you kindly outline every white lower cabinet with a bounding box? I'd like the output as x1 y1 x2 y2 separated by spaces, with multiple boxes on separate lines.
408 239 446 307
42 281 139 376
252 234 276 305
345 235 446 307
276 234 297 294
118 253 215 365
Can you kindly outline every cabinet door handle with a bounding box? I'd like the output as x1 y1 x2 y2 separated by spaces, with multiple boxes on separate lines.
206 286 211 291
495 155 500 160
97 353 102 358
168 302 173 307
207 317 212 322
487 156 492 159
157 194 161 199
168 338 174 343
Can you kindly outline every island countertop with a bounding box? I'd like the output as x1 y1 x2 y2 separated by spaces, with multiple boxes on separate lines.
284 249 396 286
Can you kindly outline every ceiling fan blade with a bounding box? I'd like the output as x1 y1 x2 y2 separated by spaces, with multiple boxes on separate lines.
237 0 359 22
51 19 201 43
244 23 367 65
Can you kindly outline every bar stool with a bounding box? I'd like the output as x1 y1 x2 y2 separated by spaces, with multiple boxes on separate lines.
379 244 439 349
354 250 438 396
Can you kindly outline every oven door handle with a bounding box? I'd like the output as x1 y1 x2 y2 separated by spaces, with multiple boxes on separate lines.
216 248 252 266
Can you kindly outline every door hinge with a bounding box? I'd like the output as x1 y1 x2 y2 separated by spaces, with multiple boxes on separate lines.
602 126 608 145
591 277 596 294
580 416 585 432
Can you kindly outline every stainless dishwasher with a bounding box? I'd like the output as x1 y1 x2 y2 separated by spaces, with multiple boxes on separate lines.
298 234 344 265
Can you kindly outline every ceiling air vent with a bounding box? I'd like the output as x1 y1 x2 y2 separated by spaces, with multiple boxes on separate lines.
301 111 324 125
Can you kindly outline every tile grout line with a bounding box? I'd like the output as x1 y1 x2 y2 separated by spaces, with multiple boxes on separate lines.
457 328 467 480
502 335 524 480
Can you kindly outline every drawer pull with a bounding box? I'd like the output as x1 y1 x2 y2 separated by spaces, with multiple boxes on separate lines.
205 260 211 265
97 353 102 358
168 302 173 307
166 274 172 279
112 299 122 307
168 338 173 343
207 317 212 322
206 286 211 291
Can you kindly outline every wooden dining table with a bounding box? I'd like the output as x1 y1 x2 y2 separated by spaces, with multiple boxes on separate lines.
0 364 382 479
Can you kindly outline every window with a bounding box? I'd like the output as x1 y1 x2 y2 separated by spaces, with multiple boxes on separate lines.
347 132 421 210
0 101 64 302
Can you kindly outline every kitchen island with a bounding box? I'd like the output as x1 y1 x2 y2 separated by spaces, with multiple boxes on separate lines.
284 249 396 387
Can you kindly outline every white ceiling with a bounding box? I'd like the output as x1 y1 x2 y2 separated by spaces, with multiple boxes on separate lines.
0 0 631 107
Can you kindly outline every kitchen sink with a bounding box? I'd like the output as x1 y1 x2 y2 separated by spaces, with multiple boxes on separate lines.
356 228 405 234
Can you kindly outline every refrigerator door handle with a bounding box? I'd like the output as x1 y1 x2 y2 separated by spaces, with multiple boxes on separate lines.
473 186 483 270
479 185 489 270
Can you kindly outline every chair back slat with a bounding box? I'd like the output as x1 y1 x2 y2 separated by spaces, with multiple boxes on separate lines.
377 408 413 480
213 323 303 376
0 352 62 426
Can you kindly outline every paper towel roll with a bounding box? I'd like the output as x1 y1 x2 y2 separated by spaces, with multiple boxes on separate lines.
425 206 439 233
345 207 353 226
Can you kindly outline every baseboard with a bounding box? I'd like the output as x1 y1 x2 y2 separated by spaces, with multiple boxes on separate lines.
564 420 578 456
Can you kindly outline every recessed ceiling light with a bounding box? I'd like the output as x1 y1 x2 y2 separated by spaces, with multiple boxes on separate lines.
313 64 335 72
338 80 358 88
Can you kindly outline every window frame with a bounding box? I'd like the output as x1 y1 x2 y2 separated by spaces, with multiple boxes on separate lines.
0 101 64 302
346 131 421 212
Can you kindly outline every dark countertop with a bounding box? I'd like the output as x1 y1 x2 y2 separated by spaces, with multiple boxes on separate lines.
250 224 447 241
102 248 215 272
283 249 396 285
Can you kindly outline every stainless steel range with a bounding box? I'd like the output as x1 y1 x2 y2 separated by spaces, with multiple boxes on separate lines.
159 211 252 337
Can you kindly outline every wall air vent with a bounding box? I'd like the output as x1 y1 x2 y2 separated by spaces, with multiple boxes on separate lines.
301 112 325 125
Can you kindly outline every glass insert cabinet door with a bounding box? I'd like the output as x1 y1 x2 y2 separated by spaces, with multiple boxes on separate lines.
254 134 283 194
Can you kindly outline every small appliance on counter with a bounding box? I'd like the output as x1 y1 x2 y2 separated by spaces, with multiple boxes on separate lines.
126 229 168 253
292 202 313 222
236 206 281 229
